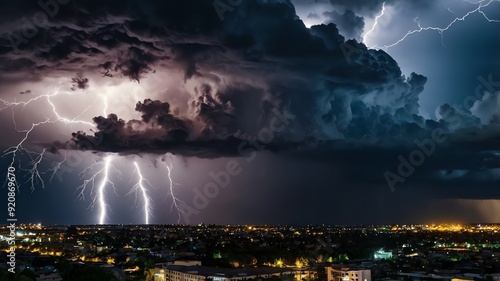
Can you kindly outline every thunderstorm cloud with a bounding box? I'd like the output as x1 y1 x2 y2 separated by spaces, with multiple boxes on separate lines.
1 0 500 224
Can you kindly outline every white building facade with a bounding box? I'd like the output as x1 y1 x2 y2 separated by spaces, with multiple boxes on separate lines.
326 266 371 281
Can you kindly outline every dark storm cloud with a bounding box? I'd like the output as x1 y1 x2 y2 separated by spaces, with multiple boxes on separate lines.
0 0 174 82
69 98 191 152
438 104 481 131
64 93 295 158
170 43 226 81
191 83 237 137
328 0 433 15
2 0 500 201
323 10 364 40
71 73 89 90
114 47 158 82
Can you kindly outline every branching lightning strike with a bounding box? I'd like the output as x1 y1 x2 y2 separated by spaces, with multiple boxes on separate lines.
132 162 152 225
76 156 120 224
2 88 185 225
163 153 186 223
378 0 499 50
98 156 113 224
1 88 95 190
362 2 386 45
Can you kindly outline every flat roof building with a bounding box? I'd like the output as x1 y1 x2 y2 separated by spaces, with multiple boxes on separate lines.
326 266 371 281
154 265 314 281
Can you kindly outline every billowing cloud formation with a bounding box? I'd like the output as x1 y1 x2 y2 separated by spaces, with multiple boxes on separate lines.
67 95 260 158
328 0 433 15
470 91 500 125
323 10 364 40
1 0 500 198
71 73 89 90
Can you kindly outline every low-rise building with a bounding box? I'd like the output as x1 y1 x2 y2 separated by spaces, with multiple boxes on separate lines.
326 266 371 281
154 265 294 281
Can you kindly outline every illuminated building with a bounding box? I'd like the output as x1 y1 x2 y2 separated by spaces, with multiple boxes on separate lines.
326 266 371 281
373 249 392 260
154 265 303 281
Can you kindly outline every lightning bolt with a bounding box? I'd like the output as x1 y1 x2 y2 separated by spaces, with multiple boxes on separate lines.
76 156 119 224
379 0 499 50
163 153 186 223
132 162 152 225
19 149 46 190
2 86 186 225
1 87 96 190
362 2 386 45
0 86 126 225
96 96 111 225
48 150 69 183
97 156 113 224
101 94 109 116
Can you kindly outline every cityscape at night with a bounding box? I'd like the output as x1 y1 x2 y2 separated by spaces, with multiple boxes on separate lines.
1 223 500 280
1 0 500 280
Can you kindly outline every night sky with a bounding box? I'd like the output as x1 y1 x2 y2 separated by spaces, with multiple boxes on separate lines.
1 0 499 225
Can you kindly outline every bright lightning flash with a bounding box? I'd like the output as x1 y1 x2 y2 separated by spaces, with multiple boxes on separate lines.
0 88 129 225
1 87 96 190
1 86 186 225
362 2 386 45
77 156 118 224
97 156 113 224
163 153 186 223
132 162 152 225
378 0 499 50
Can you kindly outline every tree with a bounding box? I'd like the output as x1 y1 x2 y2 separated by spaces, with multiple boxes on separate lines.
144 269 155 281
65 226 78 238
144 259 156 281
62 264 115 281
0 268 35 281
